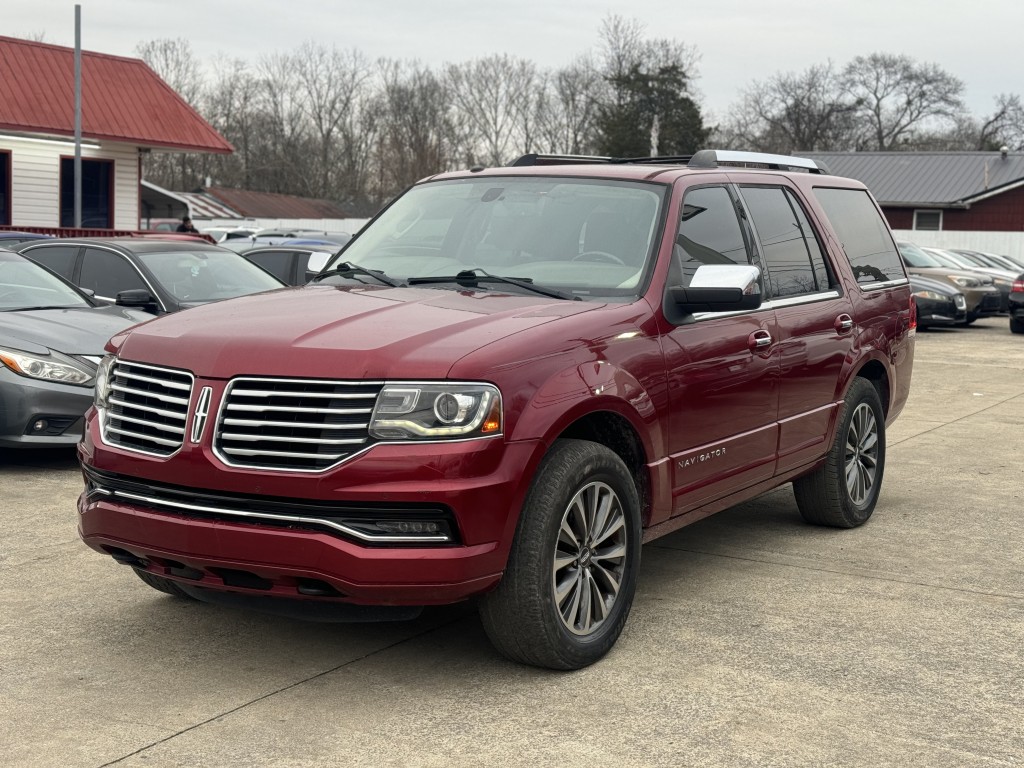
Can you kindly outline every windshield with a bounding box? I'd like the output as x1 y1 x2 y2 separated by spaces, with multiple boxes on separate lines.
325 177 666 300
0 251 91 311
138 249 284 302
897 241 945 268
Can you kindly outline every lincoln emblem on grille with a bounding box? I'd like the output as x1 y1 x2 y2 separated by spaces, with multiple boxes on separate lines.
190 386 213 444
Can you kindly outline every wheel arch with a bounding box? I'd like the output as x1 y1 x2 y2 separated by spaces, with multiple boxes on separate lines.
850 357 891 419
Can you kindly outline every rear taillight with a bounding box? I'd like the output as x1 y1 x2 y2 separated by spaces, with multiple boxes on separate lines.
909 295 917 330
1011 278 1024 293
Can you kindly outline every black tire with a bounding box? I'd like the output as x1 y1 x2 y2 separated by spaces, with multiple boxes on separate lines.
479 439 642 670
132 566 192 598
793 377 885 528
1010 317 1024 334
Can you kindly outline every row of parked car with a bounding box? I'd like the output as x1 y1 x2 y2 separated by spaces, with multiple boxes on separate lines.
0 231 352 448
899 241 1024 334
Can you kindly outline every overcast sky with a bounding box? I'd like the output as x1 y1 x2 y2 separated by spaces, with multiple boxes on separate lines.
7 0 1023 123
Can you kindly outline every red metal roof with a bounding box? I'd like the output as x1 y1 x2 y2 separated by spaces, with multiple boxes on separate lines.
204 187 352 218
0 36 232 154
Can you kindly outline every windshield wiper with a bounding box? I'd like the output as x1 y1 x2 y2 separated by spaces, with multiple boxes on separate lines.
311 262 400 287
2 305 84 312
407 269 579 301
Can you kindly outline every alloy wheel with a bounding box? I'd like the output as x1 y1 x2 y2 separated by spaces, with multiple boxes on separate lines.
552 481 628 636
845 403 879 505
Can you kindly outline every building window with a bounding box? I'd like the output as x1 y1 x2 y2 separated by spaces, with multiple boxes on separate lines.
0 151 10 225
913 209 942 231
60 157 114 228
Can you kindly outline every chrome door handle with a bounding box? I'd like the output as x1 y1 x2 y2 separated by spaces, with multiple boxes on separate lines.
836 315 854 333
751 330 773 349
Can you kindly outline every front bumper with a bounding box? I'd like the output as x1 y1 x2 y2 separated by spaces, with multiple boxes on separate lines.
78 412 544 606
915 296 966 328
967 288 1003 319
0 367 92 448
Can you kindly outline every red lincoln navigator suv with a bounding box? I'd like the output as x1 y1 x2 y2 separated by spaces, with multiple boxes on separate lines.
78 150 915 669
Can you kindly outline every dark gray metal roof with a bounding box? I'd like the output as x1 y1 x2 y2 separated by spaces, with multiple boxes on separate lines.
799 151 1024 207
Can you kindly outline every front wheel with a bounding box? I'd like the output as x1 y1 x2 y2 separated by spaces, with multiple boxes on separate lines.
479 439 642 670
793 377 885 528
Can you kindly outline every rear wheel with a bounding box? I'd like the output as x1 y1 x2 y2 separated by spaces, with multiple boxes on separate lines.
794 377 885 528
479 439 641 670
1011 317 1024 334
132 567 192 598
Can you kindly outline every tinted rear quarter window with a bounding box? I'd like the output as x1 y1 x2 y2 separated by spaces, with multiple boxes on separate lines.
813 187 904 285
23 245 79 279
740 186 832 298
245 250 294 282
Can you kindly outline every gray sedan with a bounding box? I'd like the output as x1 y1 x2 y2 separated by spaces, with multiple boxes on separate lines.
0 248 150 448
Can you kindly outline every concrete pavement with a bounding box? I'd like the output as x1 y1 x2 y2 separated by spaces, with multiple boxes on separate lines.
1 318 1021 767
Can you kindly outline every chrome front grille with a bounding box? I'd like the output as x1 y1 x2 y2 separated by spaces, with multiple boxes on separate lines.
214 377 383 471
104 361 194 456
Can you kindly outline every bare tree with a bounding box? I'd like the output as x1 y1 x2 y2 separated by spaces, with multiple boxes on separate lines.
723 63 859 153
294 43 370 198
446 55 538 166
253 52 310 193
200 57 261 188
135 38 206 189
135 38 203 105
974 94 1024 150
371 60 456 198
842 53 965 150
531 57 601 154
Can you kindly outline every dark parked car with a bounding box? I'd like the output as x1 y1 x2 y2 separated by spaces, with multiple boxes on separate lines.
910 274 967 328
897 241 1001 323
16 238 286 315
0 247 150 448
239 243 339 285
77 150 915 669
1009 273 1024 334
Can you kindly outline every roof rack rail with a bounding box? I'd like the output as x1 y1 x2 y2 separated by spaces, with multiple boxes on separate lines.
687 149 831 175
510 153 695 167
510 153 613 166
509 150 831 174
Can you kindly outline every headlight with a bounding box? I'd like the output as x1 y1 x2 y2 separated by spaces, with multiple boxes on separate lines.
912 290 945 300
947 275 980 288
94 355 116 408
0 346 93 386
370 382 502 440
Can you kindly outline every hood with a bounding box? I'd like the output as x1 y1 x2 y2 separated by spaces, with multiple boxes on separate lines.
0 305 151 356
908 275 961 296
113 284 600 379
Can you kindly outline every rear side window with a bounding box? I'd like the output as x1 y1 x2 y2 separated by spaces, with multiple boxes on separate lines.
675 185 751 287
23 245 79 279
740 186 832 298
813 187 904 285
245 250 294 282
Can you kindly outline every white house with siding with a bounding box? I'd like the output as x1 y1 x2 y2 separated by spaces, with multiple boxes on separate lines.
0 35 231 233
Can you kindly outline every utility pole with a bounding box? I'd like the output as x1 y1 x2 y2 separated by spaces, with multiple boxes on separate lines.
73 4 82 228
